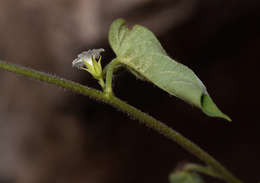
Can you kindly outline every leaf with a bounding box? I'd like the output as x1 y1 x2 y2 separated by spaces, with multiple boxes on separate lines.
108 18 231 121
183 163 223 179
169 171 205 183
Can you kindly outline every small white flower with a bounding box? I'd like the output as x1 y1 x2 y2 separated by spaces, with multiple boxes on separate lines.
72 48 105 69
72 48 105 89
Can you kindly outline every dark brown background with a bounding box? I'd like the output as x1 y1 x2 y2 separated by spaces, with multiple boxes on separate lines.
0 0 259 183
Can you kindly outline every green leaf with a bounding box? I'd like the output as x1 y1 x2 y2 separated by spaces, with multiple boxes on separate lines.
169 171 205 183
183 163 223 179
108 18 231 121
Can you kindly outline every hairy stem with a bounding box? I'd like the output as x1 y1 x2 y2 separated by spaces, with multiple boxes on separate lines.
104 59 119 94
0 60 243 183
0 60 105 101
107 95 242 183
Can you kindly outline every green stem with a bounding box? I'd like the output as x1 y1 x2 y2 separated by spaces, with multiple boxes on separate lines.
104 59 119 94
107 95 242 183
98 77 105 91
0 60 105 101
0 60 243 183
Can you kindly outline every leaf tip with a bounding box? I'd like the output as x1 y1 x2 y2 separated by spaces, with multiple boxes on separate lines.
201 94 232 122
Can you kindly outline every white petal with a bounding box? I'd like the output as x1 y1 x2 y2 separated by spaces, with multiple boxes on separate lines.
72 48 105 69
72 58 85 68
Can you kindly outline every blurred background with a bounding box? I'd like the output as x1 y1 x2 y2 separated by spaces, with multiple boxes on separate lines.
0 0 259 183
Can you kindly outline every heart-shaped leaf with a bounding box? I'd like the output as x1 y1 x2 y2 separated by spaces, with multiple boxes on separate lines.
109 18 231 121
